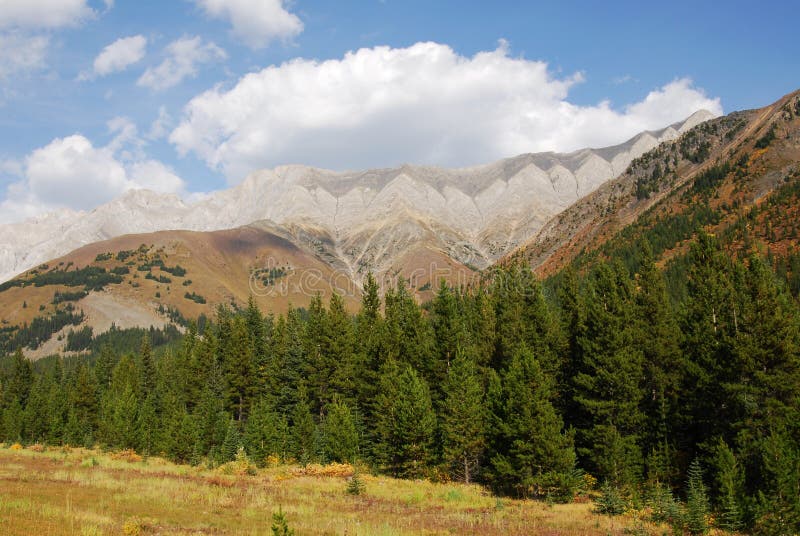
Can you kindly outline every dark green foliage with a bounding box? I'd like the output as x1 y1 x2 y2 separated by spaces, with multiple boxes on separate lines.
52 290 88 304
486 346 577 500
754 124 776 149
0 265 123 293
1 307 85 352
685 459 710 535
375 363 436 478
573 262 643 487
244 398 288 465
65 326 93 352
441 350 485 483
320 397 359 463
184 291 206 304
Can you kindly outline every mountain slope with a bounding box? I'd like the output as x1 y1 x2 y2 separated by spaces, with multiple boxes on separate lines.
511 89 800 278
0 111 713 285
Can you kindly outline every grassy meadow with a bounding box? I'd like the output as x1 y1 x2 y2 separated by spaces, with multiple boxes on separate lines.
0 444 659 535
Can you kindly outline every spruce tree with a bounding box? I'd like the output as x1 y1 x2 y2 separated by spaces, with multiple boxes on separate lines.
5 348 32 408
685 459 710 535
244 398 288 466
486 345 577 500
377 364 436 478
574 261 644 487
440 350 485 483
634 241 683 483
320 396 359 463
290 385 316 465
713 440 743 532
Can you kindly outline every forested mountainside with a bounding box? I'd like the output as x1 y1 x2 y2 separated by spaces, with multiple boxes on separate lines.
519 89 800 284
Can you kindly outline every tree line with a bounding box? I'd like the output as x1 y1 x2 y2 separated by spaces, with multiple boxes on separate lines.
1 231 798 533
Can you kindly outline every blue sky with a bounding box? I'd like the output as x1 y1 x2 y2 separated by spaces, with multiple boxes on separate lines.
0 0 797 223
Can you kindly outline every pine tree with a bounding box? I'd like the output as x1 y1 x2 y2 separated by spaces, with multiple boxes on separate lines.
440 350 485 483
682 232 738 452
376 364 436 478
685 459 710 535
290 385 316 465
713 440 743 532
94 343 116 395
1 400 23 442
353 272 385 430
5 348 32 408
138 334 156 397
486 345 577 500
68 362 98 446
220 418 242 463
23 375 49 443
244 398 288 466
574 262 644 487
320 396 359 463
634 240 683 483
221 316 256 421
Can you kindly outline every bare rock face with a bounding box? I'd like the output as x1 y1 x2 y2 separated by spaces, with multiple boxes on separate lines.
0 111 714 283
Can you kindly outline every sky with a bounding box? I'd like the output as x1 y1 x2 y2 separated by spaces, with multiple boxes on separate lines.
0 0 797 224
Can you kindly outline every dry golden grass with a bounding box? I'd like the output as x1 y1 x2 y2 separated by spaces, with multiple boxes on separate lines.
0 445 656 535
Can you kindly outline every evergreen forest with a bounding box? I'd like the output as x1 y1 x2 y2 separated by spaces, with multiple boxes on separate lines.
1 231 799 534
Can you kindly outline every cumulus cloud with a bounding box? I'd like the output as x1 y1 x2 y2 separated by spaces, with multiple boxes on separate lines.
137 36 226 91
0 0 95 29
0 129 186 223
0 31 48 78
88 35 147 78
193 0 302 49
170 41 723 181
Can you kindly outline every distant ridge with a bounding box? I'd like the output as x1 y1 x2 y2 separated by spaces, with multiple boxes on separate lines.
0 110 713 284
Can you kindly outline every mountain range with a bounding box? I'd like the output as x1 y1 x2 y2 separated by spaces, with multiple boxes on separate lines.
0 110 713 285
7 87 800 358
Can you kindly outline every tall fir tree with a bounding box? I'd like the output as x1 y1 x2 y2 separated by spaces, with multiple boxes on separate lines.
574 261 644 487
486 345 577 499
440 349 485 483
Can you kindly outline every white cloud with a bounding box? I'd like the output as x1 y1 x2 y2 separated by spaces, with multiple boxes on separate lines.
0 0 95 29
147 106 172 140
89 35 147 77
0 31 48 78
0 131 186 223
137 36 226 91
193 0 302 49
170 41 723 181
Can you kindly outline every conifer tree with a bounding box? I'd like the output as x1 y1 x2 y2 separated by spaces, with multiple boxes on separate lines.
353 272 385 422
138 334 156 397
685 459 710 535
220 418 242 463
290 385 316 465
5 348 32 408
376 364 436 478
713 440 743 532
574 261 644 487
440 350 485 483
94 343 116 394
486 345 577 499
244 398 288 465
320 396 359 463
634 241 683 483
221 316 256 421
